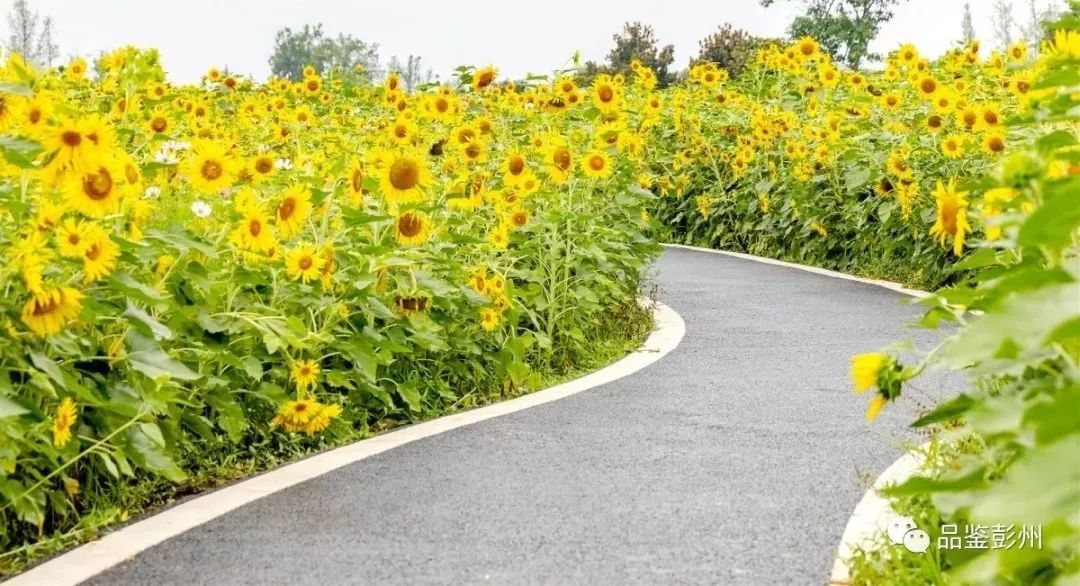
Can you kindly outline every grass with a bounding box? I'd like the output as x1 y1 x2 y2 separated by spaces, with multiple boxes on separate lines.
0 299 655 576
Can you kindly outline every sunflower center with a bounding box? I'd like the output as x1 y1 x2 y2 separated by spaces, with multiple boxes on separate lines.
151 117 167 132
249 219 262 236
68 233 80 245
920 79 936 94
597 86 614 102
389 159 419 190
33 297 60 317
435 98 449 112
928 115 942 128
299 256 313 270
62 131 82 147
394 125 408 139
85 243 101 261
29 109 41 124
397 213 423 237
589 155 605 171
508 156 525 175
351 169 363 192
552 149 571 170
255 158 273 174
988 137 1004 152
83 168 114 200
477 71 494 88
278 198 296 220
201 159 223 181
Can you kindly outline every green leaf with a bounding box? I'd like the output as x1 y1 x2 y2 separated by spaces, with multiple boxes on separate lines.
1018 177 1080 248
29 351 65 388
241 356 263 380
128 349 200 381
911 394 975 428
969 438 1080 527
396 380 422 412
126 423 186 482
0 395 29 418
0 81 33 96
883 467 988 496
123 303 173 340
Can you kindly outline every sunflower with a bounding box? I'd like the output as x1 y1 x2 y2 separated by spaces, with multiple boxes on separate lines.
592 76 619 111
472 65 498 91
930 179 970 257
302 403 342 435
271 399 317 431
284 243 325 283
502 152 531 186
509 208 529 228
1007 41 1028 63
275 185 313 239
394 210 430 246
480 308 501 332
56 219 89 257
183 139 236 194
545 146 573 182
580 150 613 179
249 154 276 183
44 117 110 179
81 227 120 283
469 267 488 295
914 75 939 98
64 160 123 218
940 134 965 159
21 286 84 337
925 114 946 134
146 110 170 134
52 397 77 447
229 208 276 253
346 158 366 206
795 37 820 59
291 360 320 393
379 152 429 204
982 131 1006 156
488 224 510 249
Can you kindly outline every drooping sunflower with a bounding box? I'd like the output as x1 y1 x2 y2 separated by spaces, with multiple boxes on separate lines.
930 179 970 257
346 158 367 206
274 185 313 239
52 397 77 447
545 145 573 183
394 210 430 246
21 286 84 337
284 243 325 283
183 139 236 194
580 150 613 179
472 65 498 91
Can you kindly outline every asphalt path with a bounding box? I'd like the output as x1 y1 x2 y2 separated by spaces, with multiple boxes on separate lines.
84 246 958 585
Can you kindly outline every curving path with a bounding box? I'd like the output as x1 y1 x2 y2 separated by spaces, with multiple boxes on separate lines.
51 247 957 585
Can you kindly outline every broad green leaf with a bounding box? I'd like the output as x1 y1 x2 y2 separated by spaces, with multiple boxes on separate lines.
396 381 422 412
123 303 173 340
0 395 29 418
126 423 186 482
128 349 200 381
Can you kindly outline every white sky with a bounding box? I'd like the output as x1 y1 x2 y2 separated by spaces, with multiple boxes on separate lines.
3 0 1057 83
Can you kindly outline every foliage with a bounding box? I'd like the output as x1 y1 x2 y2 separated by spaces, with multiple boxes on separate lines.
581 22 675 87
268 24 380 81
761 0 908 68
0 52 658 566
846 7 1080 584
693 24 779 79
4 0 57 68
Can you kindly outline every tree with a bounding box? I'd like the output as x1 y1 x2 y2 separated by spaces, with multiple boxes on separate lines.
605 22 676 86
386 55 435 91
960 2 977 44
269 24 380 81
5 0 58 67
694 24 779 78
760 0 907 69
1021 0 1065 51
991 0 1016 50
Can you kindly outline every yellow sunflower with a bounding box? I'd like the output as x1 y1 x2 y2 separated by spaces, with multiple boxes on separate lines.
64 160 124 218
183 139 236 194
394 210 430 246
291 359 321 393
580 150 613 179
21 286 84 337
930 179 970 257
472 65 498 91
284 243 325 283
52 397 77 447
275 185 313 239
379 152 429 205
229 208 276 253
81 226 120 283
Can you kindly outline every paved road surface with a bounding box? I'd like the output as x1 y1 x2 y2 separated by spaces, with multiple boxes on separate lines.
85 246 956 585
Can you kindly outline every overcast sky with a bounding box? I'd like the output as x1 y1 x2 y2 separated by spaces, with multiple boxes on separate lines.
4 0 1058 83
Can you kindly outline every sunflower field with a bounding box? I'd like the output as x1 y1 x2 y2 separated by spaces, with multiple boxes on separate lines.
0 49 661 564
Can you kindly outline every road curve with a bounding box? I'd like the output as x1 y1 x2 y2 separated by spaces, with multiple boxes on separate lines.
80 246 950 585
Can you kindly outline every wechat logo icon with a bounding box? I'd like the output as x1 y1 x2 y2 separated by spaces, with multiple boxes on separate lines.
888 516 930 553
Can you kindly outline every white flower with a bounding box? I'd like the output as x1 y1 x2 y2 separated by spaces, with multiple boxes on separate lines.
191 200 212 218
143 186 161 199
154 149 179 165
162 140 191 152
274 158 293 170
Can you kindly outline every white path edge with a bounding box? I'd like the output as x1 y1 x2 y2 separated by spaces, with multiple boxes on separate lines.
661 244 934 585
7 301 686 586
